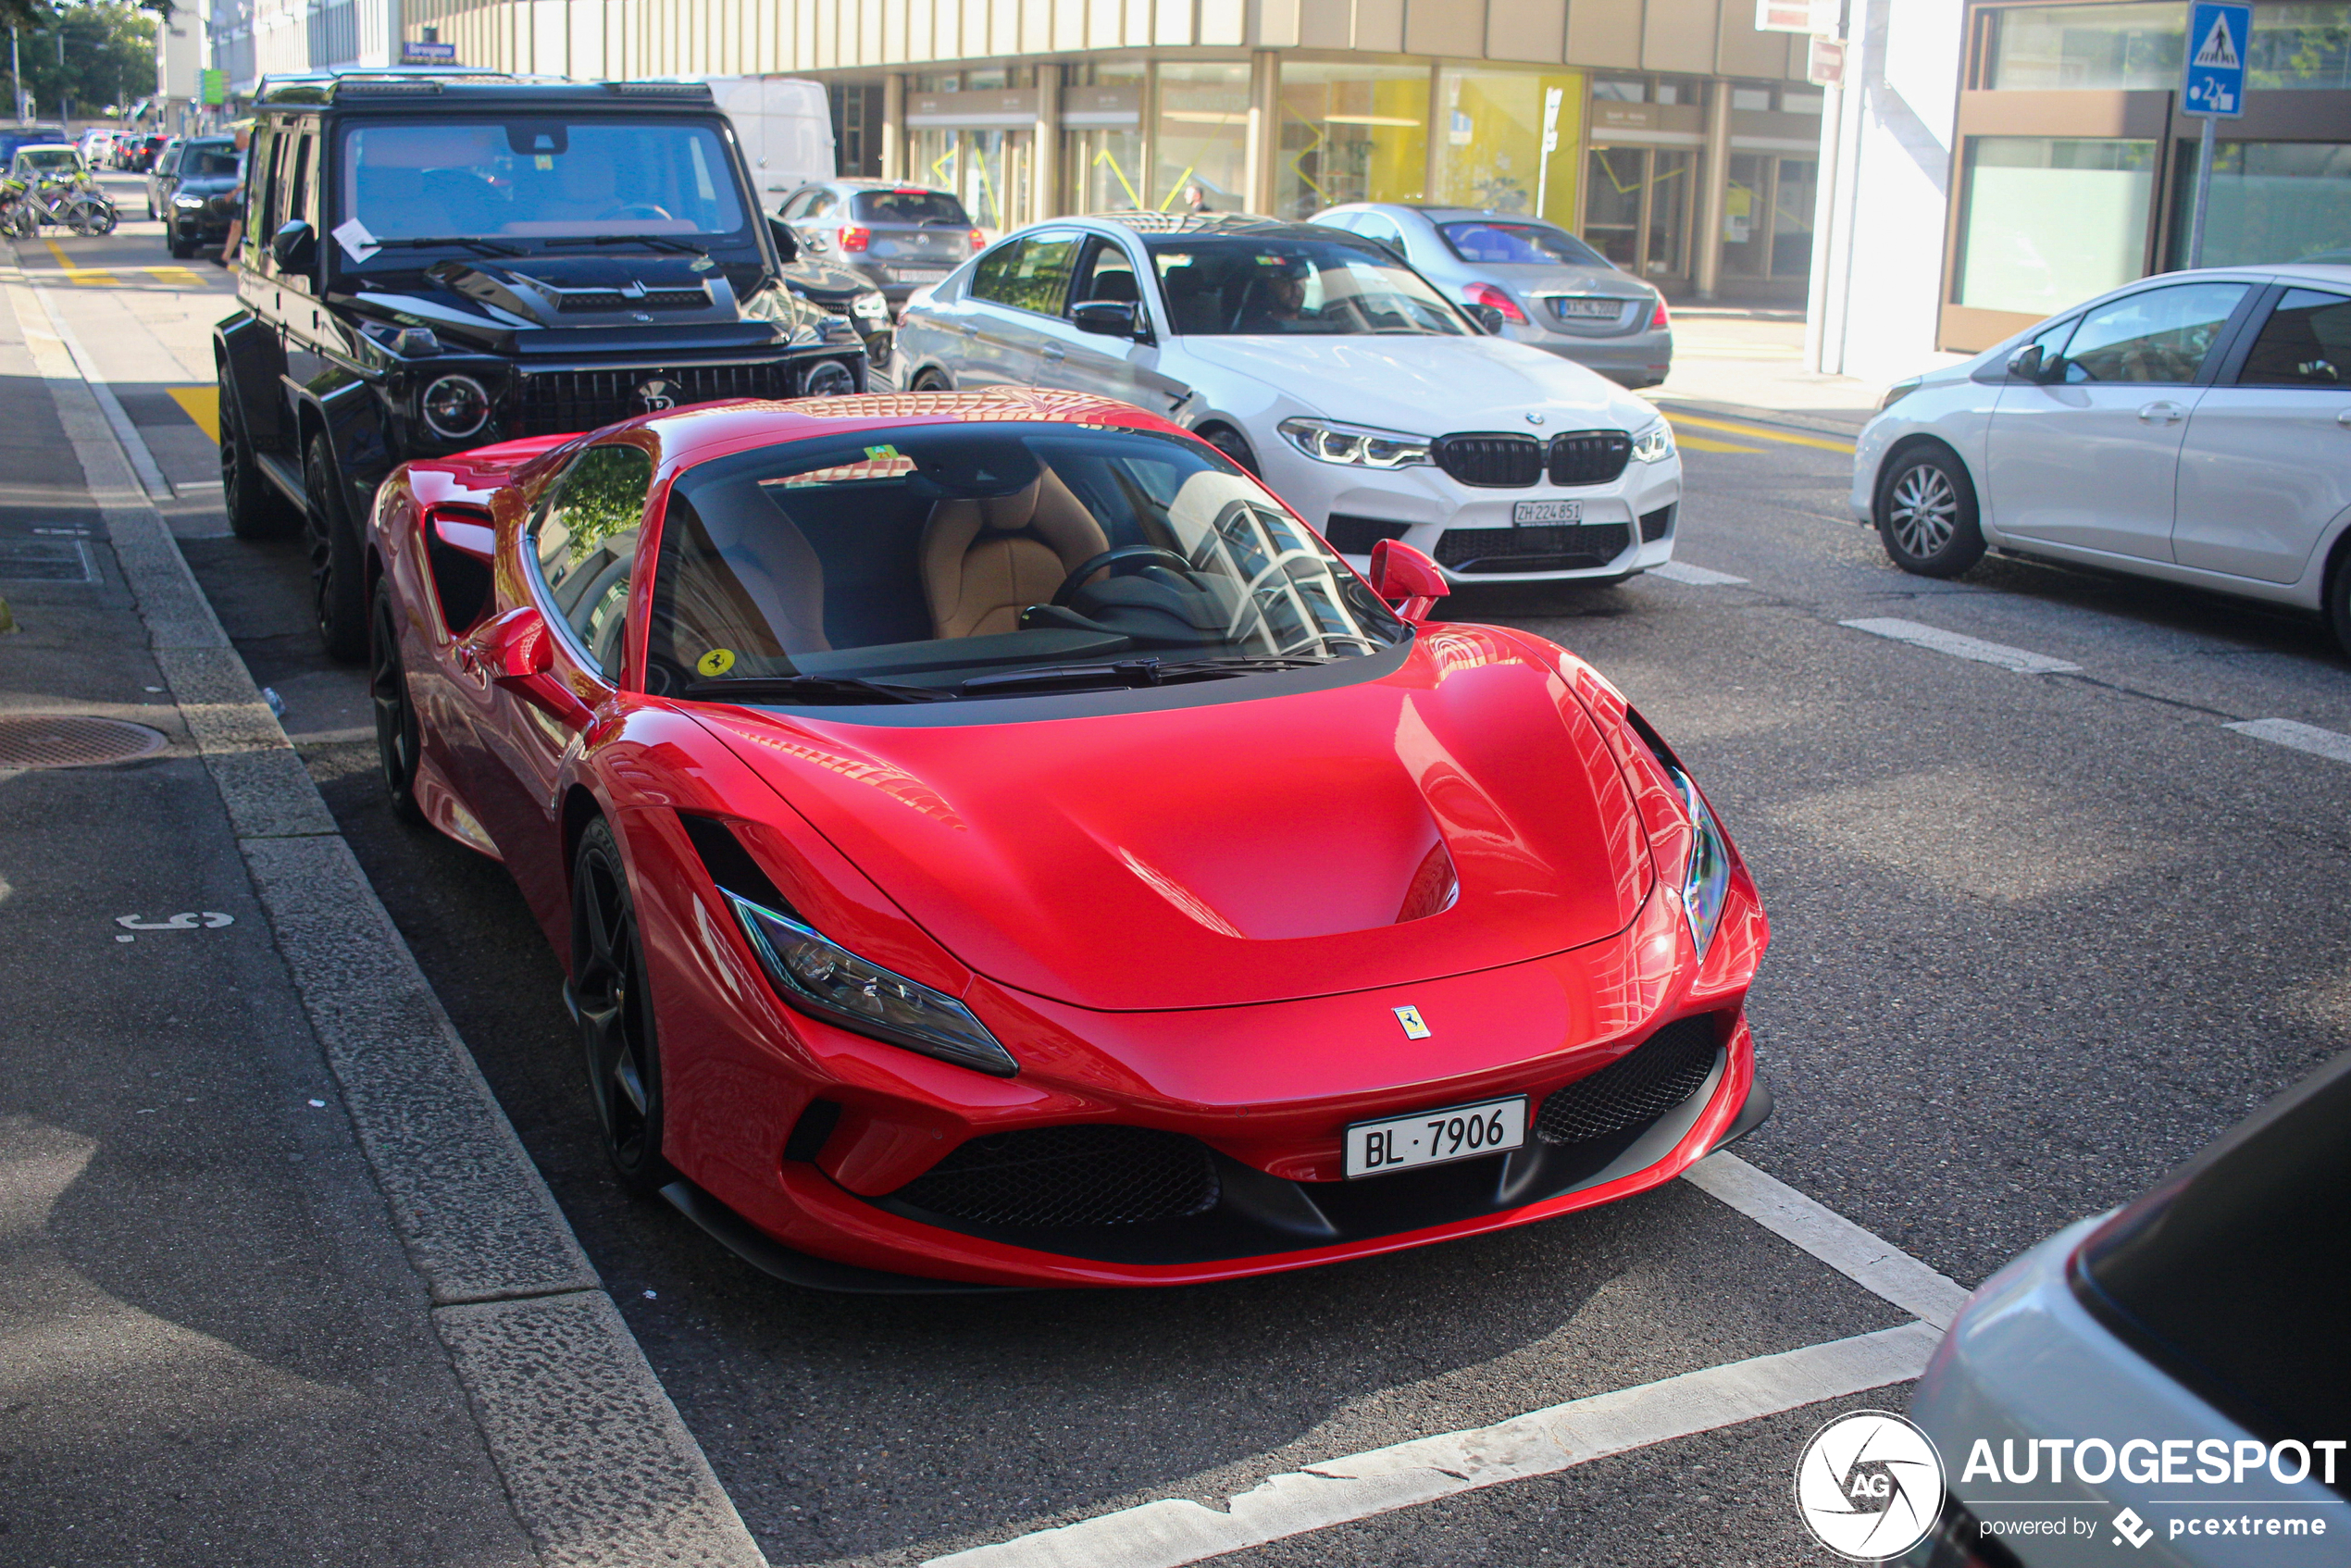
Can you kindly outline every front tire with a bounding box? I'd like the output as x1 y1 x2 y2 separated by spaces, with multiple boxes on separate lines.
569 818 671 1196
369 581 426 825
1874 445 1984 578
304 431 368 662
218 371 299 541
1198 423 1260 476
2327 552 2351 662
911 368 952 392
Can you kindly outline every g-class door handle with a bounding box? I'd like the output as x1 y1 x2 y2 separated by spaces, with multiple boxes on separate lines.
2136 401 2184 425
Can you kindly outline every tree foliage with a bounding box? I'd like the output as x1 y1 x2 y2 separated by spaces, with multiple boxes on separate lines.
1 1 168 118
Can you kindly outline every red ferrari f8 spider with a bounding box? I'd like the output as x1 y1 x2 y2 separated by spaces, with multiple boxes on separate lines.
365 388 1771 1290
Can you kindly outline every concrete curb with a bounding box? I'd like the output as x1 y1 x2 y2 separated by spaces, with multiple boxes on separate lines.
5 270 769 1568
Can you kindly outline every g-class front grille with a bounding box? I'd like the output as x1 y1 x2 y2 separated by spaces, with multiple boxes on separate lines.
511 359 855 435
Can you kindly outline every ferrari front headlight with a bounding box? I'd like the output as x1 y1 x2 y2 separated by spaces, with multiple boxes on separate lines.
1630 420 1676 464
723 890 1016 1076
1668 766 1732 962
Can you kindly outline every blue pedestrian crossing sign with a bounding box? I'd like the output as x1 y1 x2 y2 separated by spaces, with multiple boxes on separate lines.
2183 0 2250 118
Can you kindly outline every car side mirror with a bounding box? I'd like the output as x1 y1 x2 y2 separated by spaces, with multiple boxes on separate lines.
1367 539 1449 622
467 606 594 727
1466 302 1507 334
270 218 316 273
766 214 799 264
1072 299 1141 338
2006 343 2045 382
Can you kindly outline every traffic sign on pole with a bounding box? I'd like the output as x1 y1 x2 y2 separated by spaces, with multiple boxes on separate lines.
2183 0 2249 118
2181 0 2251 268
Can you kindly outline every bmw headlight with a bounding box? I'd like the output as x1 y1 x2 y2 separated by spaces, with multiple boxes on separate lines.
851 289 889 322
419 374 491 440
1630 420 1676 463
1276 417 1432 469
723 890 1016 1077
1668 766 1732 962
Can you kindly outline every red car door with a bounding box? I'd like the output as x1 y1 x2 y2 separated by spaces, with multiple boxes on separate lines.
457 439 655 934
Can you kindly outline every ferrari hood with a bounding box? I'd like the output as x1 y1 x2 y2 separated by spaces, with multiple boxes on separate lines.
1175 334 1656 435
690 638 1653 1012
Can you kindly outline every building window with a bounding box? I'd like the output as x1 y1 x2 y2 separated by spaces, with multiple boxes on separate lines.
1731 86 1774 111
1155 61 1250 212
2249 4 2351 89
1064 60 1147 213
1431 66 1585 228
1956 137 2157 316
1593 80 1647 102
1989 2 2351 92
1276 62 1431 220
2166 141 2351 268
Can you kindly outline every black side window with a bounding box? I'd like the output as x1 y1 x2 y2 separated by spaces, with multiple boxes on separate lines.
1066 237 1141 312
804 189 837 218
2237 288 2351 388
970 232 1079 315
532 445 653 677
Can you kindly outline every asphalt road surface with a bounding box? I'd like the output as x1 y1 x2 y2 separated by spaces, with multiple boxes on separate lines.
31 187 2351 1566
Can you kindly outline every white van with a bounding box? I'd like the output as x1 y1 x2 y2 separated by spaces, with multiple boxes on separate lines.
704 77 835 203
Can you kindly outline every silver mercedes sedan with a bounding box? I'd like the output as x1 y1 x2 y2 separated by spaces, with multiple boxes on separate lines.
1307 203 1673 389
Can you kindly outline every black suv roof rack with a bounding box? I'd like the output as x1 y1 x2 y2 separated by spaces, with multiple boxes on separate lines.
251 70 713 107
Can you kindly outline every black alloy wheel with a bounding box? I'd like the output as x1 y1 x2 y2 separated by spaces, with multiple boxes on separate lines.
1199 423 1260 476
304 431 369 662
369 581 425 825
911 368 952 392
218 375 298 541
2327 554 2351 662
1874 444 1985 579
569 818 671 1196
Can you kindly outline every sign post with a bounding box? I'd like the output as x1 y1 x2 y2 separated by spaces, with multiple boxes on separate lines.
2181 0 2249 268
1535 86 1563 222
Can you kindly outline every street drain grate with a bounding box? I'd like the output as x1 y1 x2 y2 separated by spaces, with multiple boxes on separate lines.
0 715 170 768
0 539 96 582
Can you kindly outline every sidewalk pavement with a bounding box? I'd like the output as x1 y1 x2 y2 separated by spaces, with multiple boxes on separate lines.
0 260 765 1564
1645 308 1968 436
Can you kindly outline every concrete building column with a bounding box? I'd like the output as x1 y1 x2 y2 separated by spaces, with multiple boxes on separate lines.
881 73 905 181
1244 50 1278 216
1032 63 1059 222
1694 80 1732 301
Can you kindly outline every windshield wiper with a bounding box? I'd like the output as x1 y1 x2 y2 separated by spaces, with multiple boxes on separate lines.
546 234 712 257
959 654 1332 696
369 236 528 256
684 675 954 704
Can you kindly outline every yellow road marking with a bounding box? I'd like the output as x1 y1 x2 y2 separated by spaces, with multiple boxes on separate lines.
168 386 220 442
40 237 118 286
1665 411 1857 453
1673 432 1767 454
153 266 205 286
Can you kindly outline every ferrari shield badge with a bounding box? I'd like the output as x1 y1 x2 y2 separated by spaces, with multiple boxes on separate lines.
1393 1005 1431 1039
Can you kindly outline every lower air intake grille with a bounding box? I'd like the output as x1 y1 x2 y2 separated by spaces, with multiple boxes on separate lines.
1323 515 1412 554
1433 432 1544 487
1536 1014 1721 1145
1548 430 1633 486
512 360 847 435
891 1125 1220 1228
1434 522 1631 573
1639 504 1676 542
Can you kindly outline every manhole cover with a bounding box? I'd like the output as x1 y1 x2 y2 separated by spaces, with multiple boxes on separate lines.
0 539 95 582
0 714 169 768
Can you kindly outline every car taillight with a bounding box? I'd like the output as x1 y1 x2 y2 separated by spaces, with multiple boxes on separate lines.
1464 281 1527 325
839 225 871 253
1650 296 1670 330
968 228 986 251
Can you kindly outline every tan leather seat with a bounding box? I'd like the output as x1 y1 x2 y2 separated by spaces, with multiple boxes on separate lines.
919 468 1108 640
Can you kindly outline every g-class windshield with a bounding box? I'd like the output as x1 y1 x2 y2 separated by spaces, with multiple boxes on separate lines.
642 423 1405 703
337 118 750 247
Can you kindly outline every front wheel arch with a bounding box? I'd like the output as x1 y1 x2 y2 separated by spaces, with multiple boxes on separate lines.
1873 436 1985 579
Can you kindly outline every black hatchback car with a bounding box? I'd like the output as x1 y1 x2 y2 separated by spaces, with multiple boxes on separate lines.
217 70 865 659
155 136 243 258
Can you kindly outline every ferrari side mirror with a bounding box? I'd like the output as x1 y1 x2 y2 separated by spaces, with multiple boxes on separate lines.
468 606 594 727
1367 538 1449 622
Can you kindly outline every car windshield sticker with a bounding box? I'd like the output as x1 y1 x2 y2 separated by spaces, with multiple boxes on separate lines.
331 216 379 263
696 648 736 678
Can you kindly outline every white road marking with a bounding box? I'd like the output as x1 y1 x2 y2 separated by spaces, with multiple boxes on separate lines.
1840 616 2082 675
2224 717 2351 765
1682 1152 1972 1329
923 1323 1941 1568
1649 560 1750 586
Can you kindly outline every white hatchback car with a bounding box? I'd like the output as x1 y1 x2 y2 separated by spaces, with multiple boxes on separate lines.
895 213 1682 585
1854 264 2351 656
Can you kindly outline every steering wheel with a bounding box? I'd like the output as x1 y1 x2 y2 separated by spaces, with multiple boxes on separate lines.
597 203 674 222
1051 545 1200 607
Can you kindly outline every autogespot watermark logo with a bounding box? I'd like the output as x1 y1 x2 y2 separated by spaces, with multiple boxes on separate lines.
1795 1410 1947 1561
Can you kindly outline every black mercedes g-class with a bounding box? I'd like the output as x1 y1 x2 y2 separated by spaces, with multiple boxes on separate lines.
218 71 865 659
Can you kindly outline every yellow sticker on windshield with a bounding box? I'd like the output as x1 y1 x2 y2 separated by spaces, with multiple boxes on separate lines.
696 648 736 678
865 444 900 461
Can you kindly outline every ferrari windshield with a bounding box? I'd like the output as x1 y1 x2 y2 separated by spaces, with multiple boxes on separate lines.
336 118 750 244
646 423 1405 702
1147 238 1472 336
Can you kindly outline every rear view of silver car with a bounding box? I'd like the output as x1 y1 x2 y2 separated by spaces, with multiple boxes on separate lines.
775 180 985 308
1311 204 1672 389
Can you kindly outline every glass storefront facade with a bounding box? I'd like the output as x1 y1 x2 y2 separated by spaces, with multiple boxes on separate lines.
2164 140 2351 267
1430 67 1586 229
1275 63 1433 218
1956 137 2157 317
1987 1 2351 91
1155 62 1250 212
